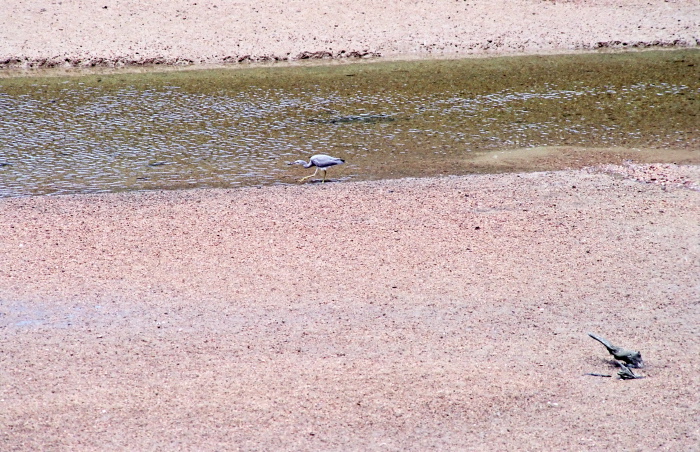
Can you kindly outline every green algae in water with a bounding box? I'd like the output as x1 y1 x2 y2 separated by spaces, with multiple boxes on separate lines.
0 50 698 196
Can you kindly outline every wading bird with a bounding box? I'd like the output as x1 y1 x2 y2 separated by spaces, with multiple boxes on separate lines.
288 154 345 183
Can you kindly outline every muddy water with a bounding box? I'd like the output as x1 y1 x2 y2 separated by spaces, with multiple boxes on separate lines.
0 50 698 197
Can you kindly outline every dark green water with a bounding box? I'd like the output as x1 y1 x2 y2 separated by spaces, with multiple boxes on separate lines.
0 50 698 197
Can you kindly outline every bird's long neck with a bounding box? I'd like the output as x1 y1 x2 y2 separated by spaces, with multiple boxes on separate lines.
303 161 313 168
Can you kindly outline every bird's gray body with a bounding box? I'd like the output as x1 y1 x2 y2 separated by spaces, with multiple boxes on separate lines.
288 154 345 182
588 332 644 368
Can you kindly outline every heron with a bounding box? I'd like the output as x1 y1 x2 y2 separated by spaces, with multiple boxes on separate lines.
288 154 345 183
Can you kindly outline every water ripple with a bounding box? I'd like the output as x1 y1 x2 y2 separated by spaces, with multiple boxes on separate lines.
1 52 698 196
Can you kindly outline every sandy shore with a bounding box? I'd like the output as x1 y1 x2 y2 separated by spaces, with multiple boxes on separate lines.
2 1 700 450
2 164 699 450
1 0 699 68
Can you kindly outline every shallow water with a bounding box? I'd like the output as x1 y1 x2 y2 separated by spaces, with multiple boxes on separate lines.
0 50 698 197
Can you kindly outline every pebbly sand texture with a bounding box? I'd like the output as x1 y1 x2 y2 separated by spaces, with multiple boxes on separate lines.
2 0 700 450
1 164 699 450
1 0 699 68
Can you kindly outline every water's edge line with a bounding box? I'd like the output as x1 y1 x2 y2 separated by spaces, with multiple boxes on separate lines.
2 46 698 79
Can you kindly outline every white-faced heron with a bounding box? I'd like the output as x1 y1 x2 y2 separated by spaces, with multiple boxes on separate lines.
288 154 345 183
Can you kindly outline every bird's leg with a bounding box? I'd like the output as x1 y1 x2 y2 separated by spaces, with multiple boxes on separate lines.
321 169 327 183
299 167 319 182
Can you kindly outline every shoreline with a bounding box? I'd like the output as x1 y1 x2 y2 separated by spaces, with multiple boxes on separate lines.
2 42 698 73
1 46 697 79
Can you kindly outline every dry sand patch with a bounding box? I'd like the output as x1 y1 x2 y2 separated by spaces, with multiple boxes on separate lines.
1 167 698 450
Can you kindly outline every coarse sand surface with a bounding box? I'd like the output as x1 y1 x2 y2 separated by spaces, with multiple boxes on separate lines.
1 165 699 450
1 0 699 68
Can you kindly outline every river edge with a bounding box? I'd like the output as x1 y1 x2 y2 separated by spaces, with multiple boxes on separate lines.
0 46 695 79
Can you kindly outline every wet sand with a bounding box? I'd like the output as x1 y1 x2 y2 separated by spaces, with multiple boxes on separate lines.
2 1 700 450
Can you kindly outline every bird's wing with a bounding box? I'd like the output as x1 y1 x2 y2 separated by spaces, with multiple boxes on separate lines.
310 155 338 167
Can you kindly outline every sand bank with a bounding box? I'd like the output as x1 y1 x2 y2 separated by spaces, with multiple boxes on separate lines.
1 164 699 449
1 0 698 69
